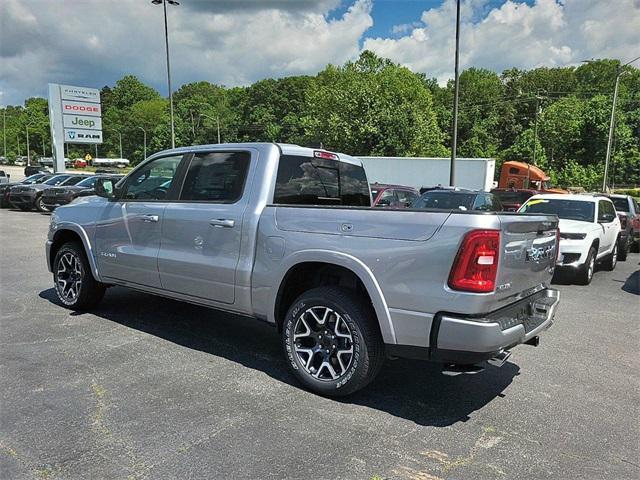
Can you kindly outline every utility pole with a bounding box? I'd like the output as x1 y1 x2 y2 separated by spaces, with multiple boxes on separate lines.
26 124 31 166
449 0 461 187
152 0 180 149
137 126 147 160
2 110 6 159
529 92 544 188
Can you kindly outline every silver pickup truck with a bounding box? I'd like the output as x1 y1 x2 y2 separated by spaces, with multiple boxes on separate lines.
46 143 560 396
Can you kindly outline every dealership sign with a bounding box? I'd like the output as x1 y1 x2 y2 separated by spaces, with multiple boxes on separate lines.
48 83 103 171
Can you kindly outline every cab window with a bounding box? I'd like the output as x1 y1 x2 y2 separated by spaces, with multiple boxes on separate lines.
180 152 250 202
121 155 182 200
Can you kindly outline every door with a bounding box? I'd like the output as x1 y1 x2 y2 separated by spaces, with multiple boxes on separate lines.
158 151 252 304
597 199 617 256
95 154 185 287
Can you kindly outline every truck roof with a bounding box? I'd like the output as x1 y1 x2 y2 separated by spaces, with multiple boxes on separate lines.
151 143 363 167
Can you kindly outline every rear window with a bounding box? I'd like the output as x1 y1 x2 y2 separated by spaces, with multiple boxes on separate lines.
274 155 370 206
520 199 595 222
412 191 476 210
76 176 98 188
494 191 533 204
611 197 629 212
60 176 87 186
181 152 250 202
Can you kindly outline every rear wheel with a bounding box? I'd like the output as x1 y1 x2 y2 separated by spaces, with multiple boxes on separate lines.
53 241 106 310
577 246 596 285
282 286 385 396
603 242 618 271
618 237 628 261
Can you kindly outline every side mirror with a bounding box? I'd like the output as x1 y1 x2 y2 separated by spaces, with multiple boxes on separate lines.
95 177 116 199
598 214 614 224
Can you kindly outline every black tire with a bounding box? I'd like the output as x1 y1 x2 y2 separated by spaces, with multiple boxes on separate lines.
618 238 628 261
602 241 618 271
35 195 49 212
282 286 385 397
577 246 596 285
53 241 106 310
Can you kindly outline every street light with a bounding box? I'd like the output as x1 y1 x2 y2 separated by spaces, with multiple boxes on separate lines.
152 0 179 150
583 56 640 191
25 120 36 167
137 126 147 161
109 128 123 159
199 113 221 144
449 0 461 186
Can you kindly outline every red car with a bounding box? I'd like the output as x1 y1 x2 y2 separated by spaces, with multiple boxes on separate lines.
370 183 419 208
491 188 539 212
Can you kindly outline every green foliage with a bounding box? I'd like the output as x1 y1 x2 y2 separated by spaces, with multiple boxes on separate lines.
1 58 638 188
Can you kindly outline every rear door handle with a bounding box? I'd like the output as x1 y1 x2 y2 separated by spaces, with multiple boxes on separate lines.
209 218 235 228
141 214 159 223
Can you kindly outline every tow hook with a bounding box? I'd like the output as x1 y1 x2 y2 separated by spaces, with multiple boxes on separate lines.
524 336 540 347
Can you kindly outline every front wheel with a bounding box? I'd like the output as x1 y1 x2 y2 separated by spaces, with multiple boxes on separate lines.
53 241 106 310
35 195 49 212
576 246 596 285
282 286 385 396
603 242 618 271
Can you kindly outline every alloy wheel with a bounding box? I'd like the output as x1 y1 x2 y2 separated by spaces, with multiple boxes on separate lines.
55 252 82 303
293 306 354 381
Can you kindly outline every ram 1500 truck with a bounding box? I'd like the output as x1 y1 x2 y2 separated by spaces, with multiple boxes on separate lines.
46 143 560 396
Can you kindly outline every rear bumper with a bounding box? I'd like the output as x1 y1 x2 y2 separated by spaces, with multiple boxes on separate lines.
387 288 560 365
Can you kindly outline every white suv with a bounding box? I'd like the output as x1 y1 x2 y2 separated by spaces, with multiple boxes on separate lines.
519 194 620 284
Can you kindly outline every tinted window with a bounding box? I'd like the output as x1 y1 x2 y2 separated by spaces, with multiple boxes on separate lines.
180 152 250 202
611 197 629 212
509 167 520 174
396 190 418 206
598 200 615 222
60 176 87 186
76 176 98 188
493 190 533 204
122 155 182 200
412 191 476 210
23 174 45 184
43 175 71 186
520 199 595 222
376 189 396 207
274 155 370 206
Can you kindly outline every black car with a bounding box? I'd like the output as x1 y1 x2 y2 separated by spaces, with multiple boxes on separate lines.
24 165 49 177
1 173 50 208
41 175 123 210
411 189 503 212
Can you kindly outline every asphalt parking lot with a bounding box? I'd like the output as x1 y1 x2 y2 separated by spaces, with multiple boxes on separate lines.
1 208 639 480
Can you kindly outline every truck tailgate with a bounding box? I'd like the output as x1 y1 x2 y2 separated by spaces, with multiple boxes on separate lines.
496 214 558 299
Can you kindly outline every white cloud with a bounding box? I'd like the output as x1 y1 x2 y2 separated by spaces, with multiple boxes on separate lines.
364 0 640 84
0 0 372 105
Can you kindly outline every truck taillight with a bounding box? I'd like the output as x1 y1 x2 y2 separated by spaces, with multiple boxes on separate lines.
314 150 339 161
619 215 627 229
448 230 500 293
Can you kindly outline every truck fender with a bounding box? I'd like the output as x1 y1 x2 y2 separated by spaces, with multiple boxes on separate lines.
270 249 396 344
50 222 102 282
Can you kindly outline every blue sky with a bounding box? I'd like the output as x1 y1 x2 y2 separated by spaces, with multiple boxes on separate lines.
1 0 638 105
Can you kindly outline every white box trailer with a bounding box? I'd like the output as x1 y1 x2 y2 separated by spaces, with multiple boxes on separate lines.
92 158 130 168
358 156 496 191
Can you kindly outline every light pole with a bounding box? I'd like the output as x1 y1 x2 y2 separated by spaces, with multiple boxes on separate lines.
137 126 147 160
152 0 179 150
199 113 221 144
449 0 461 186
583 56 639 191
2 110 6 159
109 129 123 159
25 121 35 166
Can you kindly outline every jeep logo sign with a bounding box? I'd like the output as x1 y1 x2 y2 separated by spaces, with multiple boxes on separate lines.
63 114 102 131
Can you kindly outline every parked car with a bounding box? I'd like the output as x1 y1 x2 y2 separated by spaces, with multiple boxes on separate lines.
0 170 10 185
519 194 621 284
9 174 90 212
606 194 640 258
370 183 419 207
491 188 539 212
42 174 122 210
46 143 560 396
13 158 26 166
411 189 503 212
24 165 49 177
0 173 50 208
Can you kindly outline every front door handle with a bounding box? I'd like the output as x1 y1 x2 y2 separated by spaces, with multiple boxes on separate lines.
209 218 235 228
141 214 159 223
